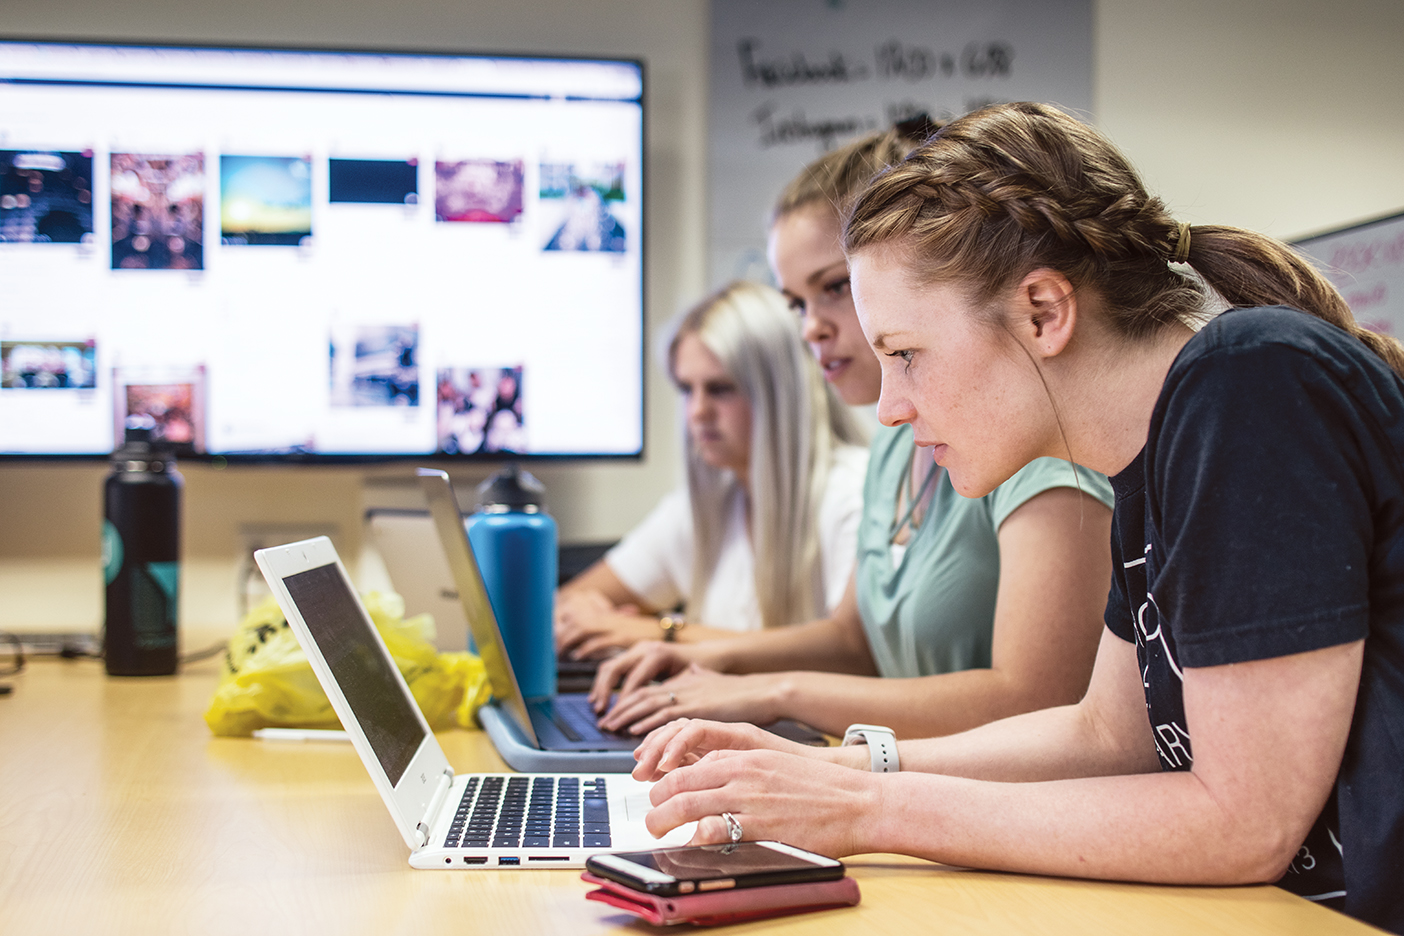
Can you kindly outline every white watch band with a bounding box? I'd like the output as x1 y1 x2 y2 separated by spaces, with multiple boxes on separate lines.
841 724 899 773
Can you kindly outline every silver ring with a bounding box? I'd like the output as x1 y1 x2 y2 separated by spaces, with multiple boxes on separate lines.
668 691 677 705
721 811 742 844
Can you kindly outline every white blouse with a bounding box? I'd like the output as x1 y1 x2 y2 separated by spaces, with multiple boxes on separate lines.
604 446 869 631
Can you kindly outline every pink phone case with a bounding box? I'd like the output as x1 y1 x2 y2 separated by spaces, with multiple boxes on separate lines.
581 872 861 926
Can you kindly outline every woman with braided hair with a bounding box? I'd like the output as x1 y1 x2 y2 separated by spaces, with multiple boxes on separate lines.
629 102 1404 933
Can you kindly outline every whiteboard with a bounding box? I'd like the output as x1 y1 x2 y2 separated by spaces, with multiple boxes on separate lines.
1293 210 1404 336
708 0 1092 288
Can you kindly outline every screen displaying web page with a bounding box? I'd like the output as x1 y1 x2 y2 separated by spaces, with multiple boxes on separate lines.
0 40 644 458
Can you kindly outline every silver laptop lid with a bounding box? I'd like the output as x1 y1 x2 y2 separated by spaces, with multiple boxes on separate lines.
365 509 471 653
416 468 540 747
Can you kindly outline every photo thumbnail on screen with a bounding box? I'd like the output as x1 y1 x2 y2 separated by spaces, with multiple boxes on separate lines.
221 155 313 246
1 339 97 389
437 365 525 455
540 161 626 253
435 159 524 223
111 153 205 270
0 150 94 244
330 324 420 407
114 365 207 453
328 158 419 205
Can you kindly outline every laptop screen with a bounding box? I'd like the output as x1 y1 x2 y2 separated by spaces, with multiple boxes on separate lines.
417 469 538 745
283 562 425 785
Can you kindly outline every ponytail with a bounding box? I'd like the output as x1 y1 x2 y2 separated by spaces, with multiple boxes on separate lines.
1185 225 1404 376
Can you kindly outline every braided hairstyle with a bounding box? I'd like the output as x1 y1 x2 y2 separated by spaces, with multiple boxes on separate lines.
843 102 1404 376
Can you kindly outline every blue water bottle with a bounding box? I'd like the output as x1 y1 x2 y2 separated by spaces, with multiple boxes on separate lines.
466 466 557 698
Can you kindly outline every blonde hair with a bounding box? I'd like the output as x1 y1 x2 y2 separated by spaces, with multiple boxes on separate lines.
842 102 1404 375
668 281 864 629
772 116 942 227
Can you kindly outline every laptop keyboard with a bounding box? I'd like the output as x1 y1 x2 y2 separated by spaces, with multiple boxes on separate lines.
532 695 616 743
443 775 612 850
524 695 634 744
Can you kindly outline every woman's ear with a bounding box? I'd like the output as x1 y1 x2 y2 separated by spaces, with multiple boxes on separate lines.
1014 269 1078 359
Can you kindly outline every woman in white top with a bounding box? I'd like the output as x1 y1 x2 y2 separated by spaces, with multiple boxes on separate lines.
555 280 868 658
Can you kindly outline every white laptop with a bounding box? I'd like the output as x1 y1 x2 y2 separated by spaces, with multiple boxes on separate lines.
253 535 691 869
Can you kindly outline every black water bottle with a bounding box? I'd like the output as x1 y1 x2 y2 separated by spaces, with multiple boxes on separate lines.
103 423 181 676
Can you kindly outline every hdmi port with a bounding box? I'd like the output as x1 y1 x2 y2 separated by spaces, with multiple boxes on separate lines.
463 856 488 865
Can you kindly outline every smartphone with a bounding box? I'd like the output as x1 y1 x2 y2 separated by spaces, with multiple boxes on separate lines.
585 841 844 897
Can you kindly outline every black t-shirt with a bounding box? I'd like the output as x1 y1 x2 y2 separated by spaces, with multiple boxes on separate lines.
1105 306 1404 933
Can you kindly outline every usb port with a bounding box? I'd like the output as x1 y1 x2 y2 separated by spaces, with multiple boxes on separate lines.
498 856 520 866
463 856 488 865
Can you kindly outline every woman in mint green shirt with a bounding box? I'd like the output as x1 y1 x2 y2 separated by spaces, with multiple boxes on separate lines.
588 122 1114 738
857 426 1111 680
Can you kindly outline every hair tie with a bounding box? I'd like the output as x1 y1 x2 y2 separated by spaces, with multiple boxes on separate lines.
1172 222 1192 264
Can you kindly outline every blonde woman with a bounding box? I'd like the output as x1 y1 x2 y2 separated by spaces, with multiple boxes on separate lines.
555 281 868 658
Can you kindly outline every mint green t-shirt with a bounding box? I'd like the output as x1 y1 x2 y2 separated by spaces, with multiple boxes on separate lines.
856 424 1115 679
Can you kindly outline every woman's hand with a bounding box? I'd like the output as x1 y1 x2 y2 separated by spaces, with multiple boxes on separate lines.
599 666 791 735
631 717 858 781
588 639 703 712
644 748 882 858
554 588 657 659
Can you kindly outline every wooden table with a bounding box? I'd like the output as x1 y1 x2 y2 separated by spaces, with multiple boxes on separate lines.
0 656 1382 935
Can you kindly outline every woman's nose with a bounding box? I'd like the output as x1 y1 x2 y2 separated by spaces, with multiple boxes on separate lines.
876 382 916 428
800 312 833 345
687 391 713 423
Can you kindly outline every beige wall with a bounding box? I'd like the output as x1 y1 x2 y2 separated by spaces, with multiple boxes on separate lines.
1096 0 1404 236
2 0 1402 632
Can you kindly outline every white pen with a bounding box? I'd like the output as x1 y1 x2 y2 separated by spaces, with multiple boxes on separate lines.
252 728 352 743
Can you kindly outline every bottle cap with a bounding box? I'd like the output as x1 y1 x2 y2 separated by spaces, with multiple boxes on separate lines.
111 415 176 473
475 464 546 514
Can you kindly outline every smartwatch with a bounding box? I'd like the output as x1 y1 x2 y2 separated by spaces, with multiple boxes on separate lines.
841 724 899 773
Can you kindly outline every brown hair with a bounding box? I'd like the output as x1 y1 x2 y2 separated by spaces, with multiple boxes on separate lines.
771 115 942 226
842 102 1404 375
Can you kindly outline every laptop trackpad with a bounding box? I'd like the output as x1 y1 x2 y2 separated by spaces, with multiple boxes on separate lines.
625 790 653 822
625 790 697 845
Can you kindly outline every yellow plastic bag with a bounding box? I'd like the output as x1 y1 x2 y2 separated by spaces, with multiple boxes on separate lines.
204 591 491 737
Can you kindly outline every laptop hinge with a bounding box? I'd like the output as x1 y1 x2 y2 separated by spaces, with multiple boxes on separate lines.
413 768 455 848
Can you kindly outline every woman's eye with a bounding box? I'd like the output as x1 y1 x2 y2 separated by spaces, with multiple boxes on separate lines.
887 349 915 370
786 295 807 316
823 277 851 299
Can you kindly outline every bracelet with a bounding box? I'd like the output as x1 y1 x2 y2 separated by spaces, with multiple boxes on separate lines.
841 724 899 773
658 615 686 642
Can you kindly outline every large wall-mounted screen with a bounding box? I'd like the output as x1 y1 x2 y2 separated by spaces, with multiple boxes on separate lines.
0 40 644 459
